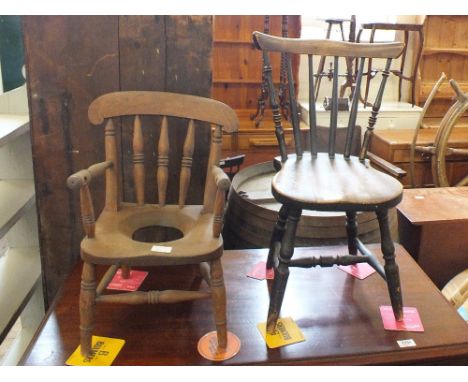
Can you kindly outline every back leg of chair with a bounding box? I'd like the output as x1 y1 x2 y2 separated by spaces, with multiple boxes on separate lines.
79 261 96 356
376 208 403 321
346 211 358 255
266 207 302 334
121 265 131 279
210 258 227 349
266 205 289 269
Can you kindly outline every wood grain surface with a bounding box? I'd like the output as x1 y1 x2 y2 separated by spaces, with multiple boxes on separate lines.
397 187 468 224
21 245 468 365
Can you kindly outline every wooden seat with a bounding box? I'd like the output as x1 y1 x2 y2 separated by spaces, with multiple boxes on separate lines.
67 91 239 358
272 153 402 209
253 31 405 334
81 204 223 266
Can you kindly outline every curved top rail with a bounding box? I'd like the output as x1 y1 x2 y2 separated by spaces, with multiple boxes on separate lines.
253 31 404 59
88 91 239 133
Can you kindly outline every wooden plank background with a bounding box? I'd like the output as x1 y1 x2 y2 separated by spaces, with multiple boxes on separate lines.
22 15 213 307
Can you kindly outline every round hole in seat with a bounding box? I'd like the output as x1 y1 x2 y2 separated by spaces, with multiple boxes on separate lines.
132 225 184 243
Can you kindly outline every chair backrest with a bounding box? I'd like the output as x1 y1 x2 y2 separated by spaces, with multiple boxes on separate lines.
88 91 238 212
253 31 404 162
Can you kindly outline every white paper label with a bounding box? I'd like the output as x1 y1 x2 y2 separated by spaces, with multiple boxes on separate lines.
150 245 172 253
397 339 416 348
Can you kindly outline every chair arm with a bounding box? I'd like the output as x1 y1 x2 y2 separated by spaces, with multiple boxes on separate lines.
212 165 231 192
67 160 113 190
367 152 407 179
67 160 113 238
212 166 231 238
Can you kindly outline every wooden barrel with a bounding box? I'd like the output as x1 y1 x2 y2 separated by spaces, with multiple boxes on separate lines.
223 161 392 249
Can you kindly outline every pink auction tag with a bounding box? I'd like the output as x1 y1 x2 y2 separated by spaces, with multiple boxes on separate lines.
338 263 376 280
380 306 424 332
107 269 148 291
247 261 274 280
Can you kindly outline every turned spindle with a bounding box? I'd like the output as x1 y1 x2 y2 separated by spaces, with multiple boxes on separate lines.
133 115 145 206
79 184 96 238
203 125 222 213
104 119 120 211
179 119 195 208
157 116 169 207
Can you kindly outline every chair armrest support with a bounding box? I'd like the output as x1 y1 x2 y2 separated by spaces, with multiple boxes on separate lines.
67 160 113 238
212 166 231 238
367 152 407 179
67 160 113 190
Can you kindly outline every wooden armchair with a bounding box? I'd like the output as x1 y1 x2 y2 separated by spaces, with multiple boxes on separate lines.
253 31 405 334
67 91 239 359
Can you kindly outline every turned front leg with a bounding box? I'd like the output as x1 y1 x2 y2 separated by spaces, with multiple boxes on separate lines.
376 208 403 321
267 207 302 334
210 258 227 349
80 261 96 356
267 205 289 269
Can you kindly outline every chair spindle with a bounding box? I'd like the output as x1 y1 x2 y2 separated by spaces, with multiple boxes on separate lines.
360 58 393 161
202 125 222 213
263 50 288 162
104 119 119 211
286 53 302 158
132 115 145 206
80 184 95 238
329 56 339 158
158 116 169 207
308 54 318 158
344 57 365 159
179 119 195 208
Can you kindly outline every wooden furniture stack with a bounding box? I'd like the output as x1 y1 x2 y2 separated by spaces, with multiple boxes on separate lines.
212 16 301 152
357 22 424 107
416 15 468 123
370 127 468 187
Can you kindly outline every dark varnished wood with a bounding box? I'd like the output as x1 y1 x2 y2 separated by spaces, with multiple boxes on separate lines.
253 31 404 58
23 16 120 307
272 153 403 210
254 32 405 331
21 245 468 365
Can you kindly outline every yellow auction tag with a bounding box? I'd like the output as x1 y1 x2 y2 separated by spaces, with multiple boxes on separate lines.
257 317 305 348
66 336 125 366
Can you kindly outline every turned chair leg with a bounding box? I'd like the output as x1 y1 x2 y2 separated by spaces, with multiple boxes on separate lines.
121 265 131 279
345 211 358 255
210 258 228 349
376 208 403 321
267 205 289 269
79 261 96 356
266 207 302 334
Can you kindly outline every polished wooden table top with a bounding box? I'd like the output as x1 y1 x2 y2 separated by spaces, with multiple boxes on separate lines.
21 244 468 365
398 187 468 224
